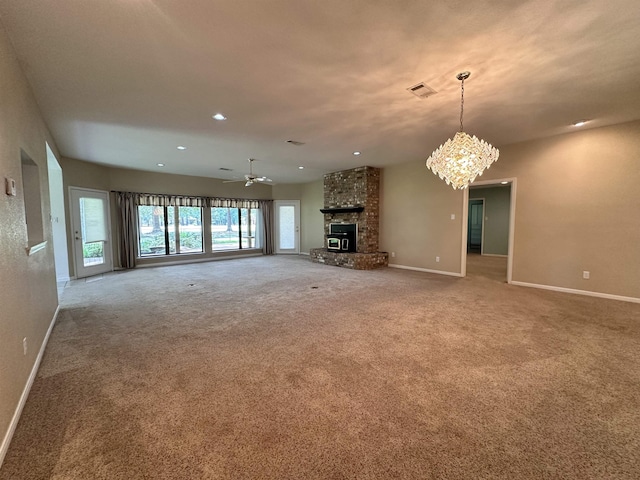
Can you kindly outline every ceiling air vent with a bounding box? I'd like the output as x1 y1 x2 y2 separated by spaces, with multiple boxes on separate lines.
407 82 437 99
286 140 305 146
219 167 233 171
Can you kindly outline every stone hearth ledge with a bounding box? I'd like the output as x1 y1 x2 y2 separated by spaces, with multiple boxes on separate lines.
309 248 389 270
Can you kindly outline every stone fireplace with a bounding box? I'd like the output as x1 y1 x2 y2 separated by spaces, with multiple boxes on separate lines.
310 166 388 269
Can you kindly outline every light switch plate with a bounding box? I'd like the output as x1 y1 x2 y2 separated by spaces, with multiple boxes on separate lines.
5 177 16 196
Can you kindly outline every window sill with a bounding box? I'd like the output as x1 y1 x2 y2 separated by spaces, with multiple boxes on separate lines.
26 241 47 256
138 250 205 258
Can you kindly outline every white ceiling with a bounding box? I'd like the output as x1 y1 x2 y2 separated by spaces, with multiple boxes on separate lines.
1 0 639 183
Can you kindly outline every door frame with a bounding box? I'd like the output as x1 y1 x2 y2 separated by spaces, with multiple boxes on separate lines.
69 187 113 278
461 178 517 283
274 200 300 254
46 143 70 283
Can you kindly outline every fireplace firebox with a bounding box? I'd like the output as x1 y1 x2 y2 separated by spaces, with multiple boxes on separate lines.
327 223 357 252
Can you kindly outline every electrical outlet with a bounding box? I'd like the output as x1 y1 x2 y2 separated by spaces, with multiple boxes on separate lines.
391 252 396 258
583 271 590 280
436 256 440 262
23 337 27 355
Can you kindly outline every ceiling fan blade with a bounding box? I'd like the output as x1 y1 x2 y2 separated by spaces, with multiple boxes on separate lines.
222 179 246 183
245 180 253 187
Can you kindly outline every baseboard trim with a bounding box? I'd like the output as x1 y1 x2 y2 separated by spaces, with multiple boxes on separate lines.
389 264 463 277
511 281 640 304
0 305 60 468
298 252 310 256
136 253 263 268
482 254 508 258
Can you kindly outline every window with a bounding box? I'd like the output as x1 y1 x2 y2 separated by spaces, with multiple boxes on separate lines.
136 203 261 258
211 207 260 251
138 206 203 256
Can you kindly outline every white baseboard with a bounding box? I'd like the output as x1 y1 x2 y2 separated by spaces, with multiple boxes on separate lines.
511 281 640 304
482 253 508 258
389 263 463 277
0 305 60 468
298 252 310 256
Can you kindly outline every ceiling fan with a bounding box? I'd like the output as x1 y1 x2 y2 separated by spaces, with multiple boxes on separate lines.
223 158 274 187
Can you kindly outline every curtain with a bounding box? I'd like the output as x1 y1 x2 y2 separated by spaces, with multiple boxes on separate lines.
113 190 270 261
259 200 275 255
208 197 259 209
115 192 139 269
136 193 256 209
138 194 205 207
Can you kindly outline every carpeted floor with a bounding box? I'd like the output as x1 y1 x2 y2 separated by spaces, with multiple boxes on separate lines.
2 255 640 479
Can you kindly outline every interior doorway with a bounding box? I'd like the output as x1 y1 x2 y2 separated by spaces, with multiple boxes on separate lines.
462 178 516 283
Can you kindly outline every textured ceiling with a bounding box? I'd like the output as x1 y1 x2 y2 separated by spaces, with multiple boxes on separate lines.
1 0 639 183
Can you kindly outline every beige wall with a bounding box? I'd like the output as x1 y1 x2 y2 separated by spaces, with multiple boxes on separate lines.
378 120 640 298
271 183 303 200
479 120 640 298
380 161 465 274
299 179 325 253
0 24 60 462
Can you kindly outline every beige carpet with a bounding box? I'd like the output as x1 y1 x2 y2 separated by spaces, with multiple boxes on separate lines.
2 255 640 479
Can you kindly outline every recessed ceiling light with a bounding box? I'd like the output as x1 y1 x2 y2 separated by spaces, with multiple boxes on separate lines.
353 151 361 156
177 146 186 150
298 166 304 170
213 113 227 121
157 163 165 167
573 120 588 127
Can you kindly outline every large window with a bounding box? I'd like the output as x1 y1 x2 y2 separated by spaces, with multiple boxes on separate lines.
138 206 203 256
211 207 260 251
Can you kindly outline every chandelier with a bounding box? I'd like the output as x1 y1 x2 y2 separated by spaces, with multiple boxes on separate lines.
426 72 499 190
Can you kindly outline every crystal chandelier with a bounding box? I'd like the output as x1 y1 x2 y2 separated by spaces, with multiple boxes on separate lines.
426 72 499 190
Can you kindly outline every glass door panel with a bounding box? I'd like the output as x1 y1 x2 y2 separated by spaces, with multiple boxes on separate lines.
275 200 300 254
70 188 113 278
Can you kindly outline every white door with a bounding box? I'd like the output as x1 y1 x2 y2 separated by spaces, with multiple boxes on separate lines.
275 200 300 254
70 187 113 278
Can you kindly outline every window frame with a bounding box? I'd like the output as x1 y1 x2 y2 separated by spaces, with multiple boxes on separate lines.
137 205 204 257
136 205 261 258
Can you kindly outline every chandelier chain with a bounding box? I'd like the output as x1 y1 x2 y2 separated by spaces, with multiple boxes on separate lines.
460 76 465 132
